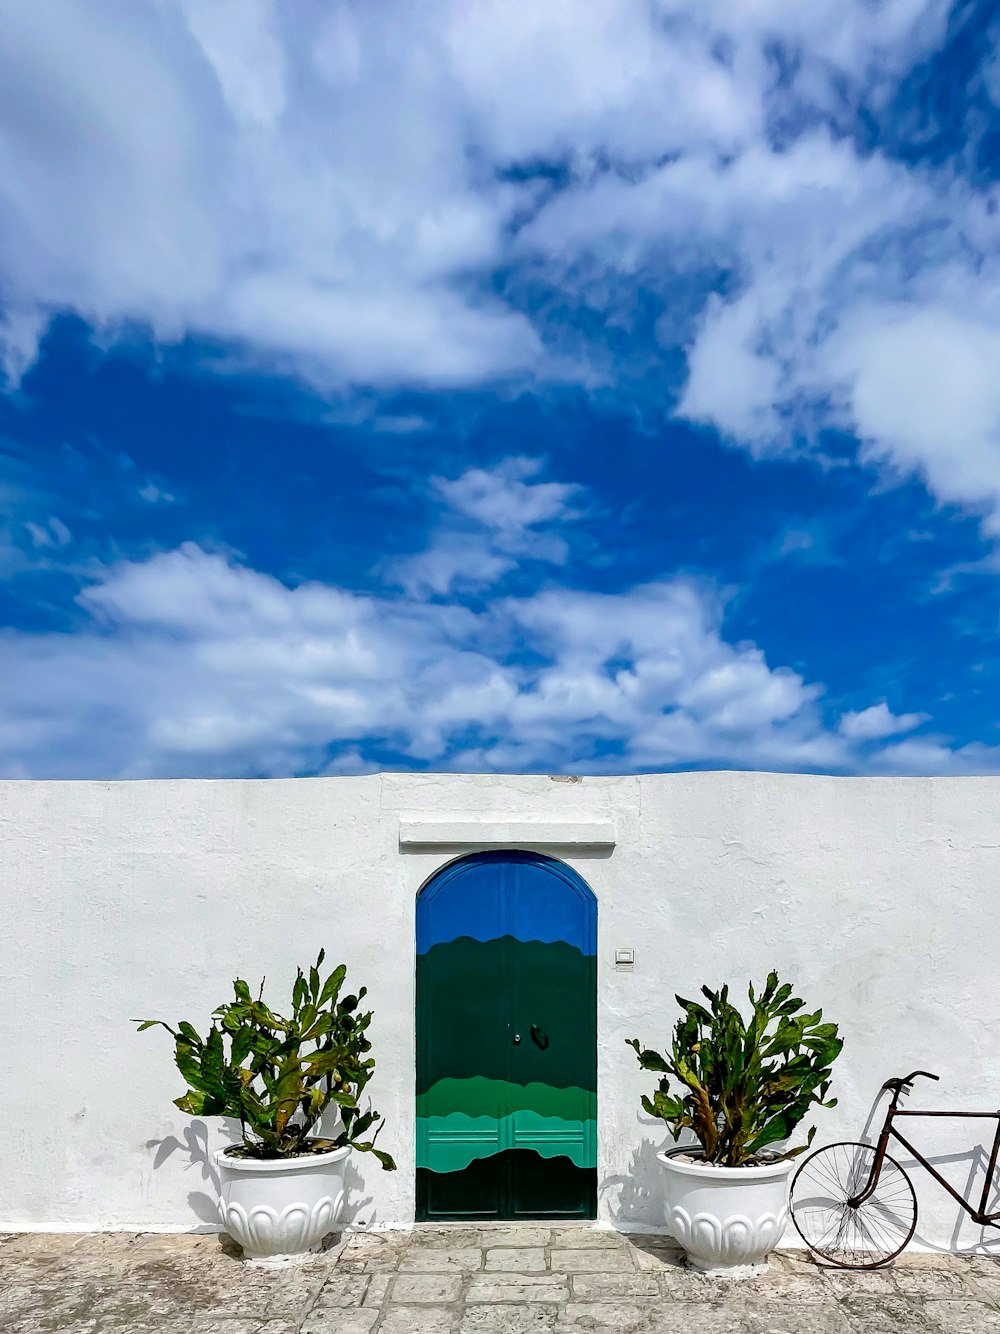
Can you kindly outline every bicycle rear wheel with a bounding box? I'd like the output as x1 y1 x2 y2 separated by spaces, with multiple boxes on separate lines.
789 1141 917 1268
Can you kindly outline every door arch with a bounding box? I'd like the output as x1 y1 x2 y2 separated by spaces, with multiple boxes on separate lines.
415 850 597 1221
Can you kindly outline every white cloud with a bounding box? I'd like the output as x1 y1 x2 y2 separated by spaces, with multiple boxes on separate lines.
391 458 581 596
446 0 759 161
393 539 517 600
839 702 928 742
0 0 954 393
435 458 577 535
3 0 997 538
874 736 1000 775
0 0 542 388
679 291 783 446
828 307 1000 530
174 0 288 129
517 91 1000 525
138 483 176 505
0 535 981 779
24 516 71 549
667 148 1000 520
0 305 48 386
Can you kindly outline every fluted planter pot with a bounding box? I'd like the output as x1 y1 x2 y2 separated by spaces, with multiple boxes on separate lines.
216 1145 350 1266
657 1149 792 1277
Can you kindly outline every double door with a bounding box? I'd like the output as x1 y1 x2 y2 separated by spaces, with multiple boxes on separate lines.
416 851 597 1220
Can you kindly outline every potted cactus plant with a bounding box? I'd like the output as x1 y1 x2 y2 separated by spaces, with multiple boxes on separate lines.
137 950 395 1266
628 972 841 1276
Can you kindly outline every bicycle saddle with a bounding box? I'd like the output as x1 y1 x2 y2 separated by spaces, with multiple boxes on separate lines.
882 1069 940 1093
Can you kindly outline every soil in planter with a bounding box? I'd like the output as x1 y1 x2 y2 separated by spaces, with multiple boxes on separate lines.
222 1138 343 1161
668 1149 787 1168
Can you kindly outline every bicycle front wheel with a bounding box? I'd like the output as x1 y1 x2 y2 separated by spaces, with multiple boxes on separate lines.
789 1141 917 1268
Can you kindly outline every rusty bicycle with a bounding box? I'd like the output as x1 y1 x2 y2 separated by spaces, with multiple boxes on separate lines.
789 1069 1000 1268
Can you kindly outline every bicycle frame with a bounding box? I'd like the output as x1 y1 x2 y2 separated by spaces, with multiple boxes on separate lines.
848 1089 1000 1226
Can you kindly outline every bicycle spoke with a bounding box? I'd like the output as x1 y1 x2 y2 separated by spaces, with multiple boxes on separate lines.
790 1142 917 1269
812 1155 848 1194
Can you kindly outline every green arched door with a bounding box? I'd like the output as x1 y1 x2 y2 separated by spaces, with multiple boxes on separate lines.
416 851 597 1220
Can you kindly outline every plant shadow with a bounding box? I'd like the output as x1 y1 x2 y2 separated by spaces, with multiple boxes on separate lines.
601 1133 674 1233
338 1154 375 1229
145 1115 375 1239
146 1117 241 1229
828 1086 1000 1258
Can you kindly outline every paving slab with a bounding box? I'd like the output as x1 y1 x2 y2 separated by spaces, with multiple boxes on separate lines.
838 1293 935 1332
1 1228 996 1334
484 1246 548 1271
379 1306 463 1332
641 1303 755 1333
740 1303 855 1333
460 1305 559 1333
409 1227 482 1247
969 1267 1000 1306
301 1310 379 1334
631 1242 688 1272
362 1273 393 1305
481 1226 553 1247
398 1244 484 1271
467 1272 572 1304
892 1266 983 1298
551 1247 634 1273
551 1228 630 1249
390 1270 465 1302
570 1272 660 1299
922 1300 1000 1333
718 1266 838 1303
556 1299 654 1331
308 1272 370 1307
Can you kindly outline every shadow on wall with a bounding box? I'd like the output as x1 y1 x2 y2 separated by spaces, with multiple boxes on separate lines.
856 1089 1000 1256
146 1120 234 1229
146 1119 374 1230
601 1132 670 1231
603 1091 1000 1254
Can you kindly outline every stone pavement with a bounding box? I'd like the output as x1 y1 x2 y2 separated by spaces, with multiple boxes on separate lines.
3 1224 1000 1333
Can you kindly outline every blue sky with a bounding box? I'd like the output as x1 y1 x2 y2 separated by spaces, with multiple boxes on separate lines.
1 0 999 778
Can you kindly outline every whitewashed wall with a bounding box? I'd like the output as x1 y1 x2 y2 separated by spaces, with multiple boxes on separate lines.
3 772 1000 1253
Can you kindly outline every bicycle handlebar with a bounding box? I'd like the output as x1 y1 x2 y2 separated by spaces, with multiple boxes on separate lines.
882 1069 940 1093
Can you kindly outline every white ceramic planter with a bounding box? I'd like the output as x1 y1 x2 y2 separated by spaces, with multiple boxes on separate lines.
216 1145 350 1266
657 1149 793 1277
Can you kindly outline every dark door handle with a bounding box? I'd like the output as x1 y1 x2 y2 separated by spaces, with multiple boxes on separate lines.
531 1024 549 1050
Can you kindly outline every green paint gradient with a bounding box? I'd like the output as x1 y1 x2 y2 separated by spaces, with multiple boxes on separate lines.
417 1076 597 1121
416 864 596 1218
416 935 597 1093
418 1110 596 1173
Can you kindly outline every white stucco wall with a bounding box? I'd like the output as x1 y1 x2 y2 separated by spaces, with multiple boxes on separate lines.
3 771 999 1252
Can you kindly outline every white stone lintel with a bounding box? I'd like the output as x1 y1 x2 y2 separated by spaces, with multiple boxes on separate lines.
397 817 616 850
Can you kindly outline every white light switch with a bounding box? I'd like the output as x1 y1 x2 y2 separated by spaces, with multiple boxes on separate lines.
615 947 634 970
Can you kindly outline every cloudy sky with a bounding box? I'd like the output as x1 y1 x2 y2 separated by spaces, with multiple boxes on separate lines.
1 0 999 778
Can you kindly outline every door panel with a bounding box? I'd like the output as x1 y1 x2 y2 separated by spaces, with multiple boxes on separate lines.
416 851 597 1220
